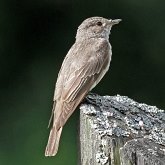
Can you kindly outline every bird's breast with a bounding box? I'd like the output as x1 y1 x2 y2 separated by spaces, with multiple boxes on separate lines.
90 43 112 90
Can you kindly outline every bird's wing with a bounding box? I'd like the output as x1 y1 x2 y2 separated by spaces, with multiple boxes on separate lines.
52 39 110 129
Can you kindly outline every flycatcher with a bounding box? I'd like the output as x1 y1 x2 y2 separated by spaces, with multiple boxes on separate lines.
45 17 121 156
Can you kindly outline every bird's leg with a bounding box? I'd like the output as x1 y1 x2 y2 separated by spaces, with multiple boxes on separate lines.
83 92 103 106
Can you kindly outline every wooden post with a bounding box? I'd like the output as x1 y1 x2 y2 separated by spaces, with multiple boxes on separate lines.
79 93 165 165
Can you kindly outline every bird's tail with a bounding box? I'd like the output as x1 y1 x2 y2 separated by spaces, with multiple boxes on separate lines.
45 126 63 156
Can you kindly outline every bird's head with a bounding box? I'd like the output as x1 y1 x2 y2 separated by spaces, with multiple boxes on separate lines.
76 17 121 41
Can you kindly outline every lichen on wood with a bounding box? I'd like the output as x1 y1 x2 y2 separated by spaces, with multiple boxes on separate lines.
79 93 165 165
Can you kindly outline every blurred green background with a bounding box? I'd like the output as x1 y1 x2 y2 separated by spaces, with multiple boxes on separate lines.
0 0 165 164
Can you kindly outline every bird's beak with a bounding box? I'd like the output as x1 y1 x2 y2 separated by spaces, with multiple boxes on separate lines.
109 19 122 25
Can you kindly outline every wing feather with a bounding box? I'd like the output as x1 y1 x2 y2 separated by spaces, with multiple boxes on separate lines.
52 39 110 129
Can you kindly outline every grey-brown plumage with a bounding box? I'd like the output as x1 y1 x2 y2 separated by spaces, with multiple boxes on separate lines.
45 17 121 156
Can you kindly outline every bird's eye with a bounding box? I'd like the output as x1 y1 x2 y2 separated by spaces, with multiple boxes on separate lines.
96 21 102 26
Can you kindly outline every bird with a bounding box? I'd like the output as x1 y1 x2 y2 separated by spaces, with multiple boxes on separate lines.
45 16 121 156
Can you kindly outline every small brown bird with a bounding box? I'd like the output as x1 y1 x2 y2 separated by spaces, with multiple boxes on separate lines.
45 17 121 156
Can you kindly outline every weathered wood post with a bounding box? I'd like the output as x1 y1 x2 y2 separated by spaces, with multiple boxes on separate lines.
79 93 165 165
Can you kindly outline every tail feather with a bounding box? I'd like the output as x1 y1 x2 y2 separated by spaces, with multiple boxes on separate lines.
45 126 63 156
